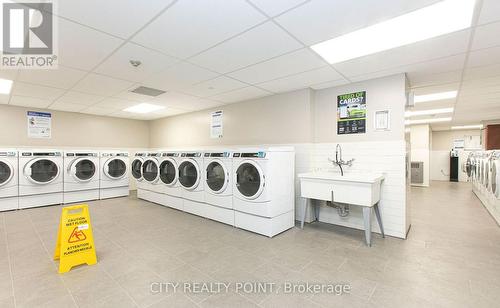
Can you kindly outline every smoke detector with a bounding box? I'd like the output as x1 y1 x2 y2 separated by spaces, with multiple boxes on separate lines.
129 60 142 67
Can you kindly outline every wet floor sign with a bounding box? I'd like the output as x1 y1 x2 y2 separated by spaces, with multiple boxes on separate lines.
54 204 97 273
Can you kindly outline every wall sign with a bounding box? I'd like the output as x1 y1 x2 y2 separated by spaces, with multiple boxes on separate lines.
337 91 366 135
374 110 390 131
27 111 51 138
210 110 223 138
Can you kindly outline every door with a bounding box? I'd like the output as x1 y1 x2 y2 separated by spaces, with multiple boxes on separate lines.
24 158 60 184
70 158 96 182
104 158 127 179
131 158 143 180
0 160 13 187
205 160 228 193
235 160 265 199
142 159 159 182
159 158 177 186
178 159 200 189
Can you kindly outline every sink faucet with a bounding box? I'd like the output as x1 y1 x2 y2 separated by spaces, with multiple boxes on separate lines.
328 144 354 176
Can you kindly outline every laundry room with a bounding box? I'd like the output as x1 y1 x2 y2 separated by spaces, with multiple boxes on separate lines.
0 1 499 307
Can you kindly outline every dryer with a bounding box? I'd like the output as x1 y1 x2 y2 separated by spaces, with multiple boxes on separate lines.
232 147 295 237
99 151 129 199
153 151 183 211
178 152 204 215
491 152 500 199
0 149 19 211
19 150 63 209
137 152 162 204
63 150 100 204
131 152 148 190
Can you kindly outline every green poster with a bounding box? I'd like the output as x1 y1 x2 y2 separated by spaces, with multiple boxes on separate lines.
337 91 366 135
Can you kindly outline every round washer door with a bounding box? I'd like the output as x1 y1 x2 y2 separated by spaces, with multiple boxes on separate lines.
142 159 159 183
235 160 265 200
70 158 97 182
24 158 60 184
178 159 200 189
0 160 14 187
205 159 228 194
159 158 177 186
131 158 143 181
104 158 127 179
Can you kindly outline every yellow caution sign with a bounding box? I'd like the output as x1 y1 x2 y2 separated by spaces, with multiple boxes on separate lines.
54 204 97 273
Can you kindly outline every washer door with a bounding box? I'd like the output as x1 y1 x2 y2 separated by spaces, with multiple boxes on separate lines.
104 158 127 180
178 159 200 189
24 158 60 184
70 158 96 182
159 158 177 186
131 158 143 181
0 160 13 187
142 159 159 183
235 160 265 200
206 160 228 194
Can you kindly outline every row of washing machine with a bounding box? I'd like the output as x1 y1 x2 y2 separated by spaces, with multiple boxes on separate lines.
132 147 295 237
466 150 500 198
0 149 130 211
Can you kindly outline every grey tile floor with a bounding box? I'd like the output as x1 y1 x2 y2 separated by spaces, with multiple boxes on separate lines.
1 181 499 307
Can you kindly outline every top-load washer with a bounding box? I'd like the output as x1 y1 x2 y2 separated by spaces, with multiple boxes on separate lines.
137 152 161 203
178 152 204 215
0 149 19 211
131 152 148 190
99 150 129 199
19 149 63 209
63 150 100 204
232 147 295 237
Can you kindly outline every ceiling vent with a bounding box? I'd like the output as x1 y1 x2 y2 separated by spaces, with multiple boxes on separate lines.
130 86 166 97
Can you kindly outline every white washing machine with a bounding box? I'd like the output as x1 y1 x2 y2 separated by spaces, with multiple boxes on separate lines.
153 151 183 211
19 150 63 209
491 152 500 199
232 147 295 237
0 149 19 211
131 152 148 191
99 151 129 199
137 152 162 203
178 152 204 215
202 150 234 225
63 150 100 204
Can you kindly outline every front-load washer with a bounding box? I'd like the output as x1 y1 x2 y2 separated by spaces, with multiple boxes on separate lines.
131 152 148 191
153 151 183 211
63 150 100 204
202 150 234 225
99 151 129 199
137 152 162 204
19 150 63 209
491 153 500 199
178 152 204 215
232 147 295 237
0 149 19 211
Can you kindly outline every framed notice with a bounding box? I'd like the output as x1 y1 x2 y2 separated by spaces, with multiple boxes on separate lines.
337 91 366 135
27 111 51 138
210 110 223 138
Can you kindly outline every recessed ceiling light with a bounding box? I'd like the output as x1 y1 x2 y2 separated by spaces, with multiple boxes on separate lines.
405 117 452 125
414 91 458 103
0 79 13 95
310 0 475 64
404 107 454 118
451 124 483 130
124 103 165 114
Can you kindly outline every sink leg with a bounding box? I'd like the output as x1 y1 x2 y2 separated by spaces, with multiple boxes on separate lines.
314 200 320 222
374 203 385 238
300 198 309 229
362 207 372 247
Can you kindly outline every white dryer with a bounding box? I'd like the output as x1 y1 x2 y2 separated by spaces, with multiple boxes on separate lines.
131 152 148 190
137 152 162 203
154 151 183 211
99 151 129 199
0 149 19 211
19 150 63 209
202 151 234 225
63 150 100 204
491 152 500 199
232 147 295 237
178 152 204 215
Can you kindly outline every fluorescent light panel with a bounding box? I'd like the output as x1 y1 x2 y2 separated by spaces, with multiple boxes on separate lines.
0 78 13 94
414 91 458 103
311 0 475 64
405 107 454 118
124 103 165 114
405 117 452 125
451 124 483 130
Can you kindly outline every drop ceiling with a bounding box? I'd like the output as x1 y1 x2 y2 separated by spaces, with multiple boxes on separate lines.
0 0 499 125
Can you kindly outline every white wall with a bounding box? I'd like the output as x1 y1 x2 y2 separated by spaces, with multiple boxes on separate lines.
410 124 430 187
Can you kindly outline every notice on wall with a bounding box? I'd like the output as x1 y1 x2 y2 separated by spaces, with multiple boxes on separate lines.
337 91 366 135
27 111 51 138
210 110 223 138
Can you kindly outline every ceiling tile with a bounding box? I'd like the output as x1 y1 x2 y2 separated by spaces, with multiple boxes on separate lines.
228 48 326 84
72 73 134 96
11 82 65 100
141 62 219 91
471 21 500 51
310 79 351 90
248 0 309 17
58 18 124 70
409 70 463 88
463 63 500 80
54 91 105 106
96 98 137 109
132 0 266 58
0 94 10 104
181 76 247 97
9 96 52 108
189 22 302 74
151 92 210 110
48 101 87 113
467 45 500 68
0 70 18 81
275 0 442 45
57 0 174 39
478 0 500 25
79 105 118 116
112 86 155 102
209 86 271 103
94 43 179 82
257 66 345 93
17 66 87 89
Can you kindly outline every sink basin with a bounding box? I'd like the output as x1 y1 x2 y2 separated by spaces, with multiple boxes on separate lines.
298 172 384 184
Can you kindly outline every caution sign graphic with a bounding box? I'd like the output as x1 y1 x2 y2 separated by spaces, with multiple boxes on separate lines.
54 204 97 273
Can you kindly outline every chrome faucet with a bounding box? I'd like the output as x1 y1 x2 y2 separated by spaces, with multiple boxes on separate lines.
328 144 354 176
